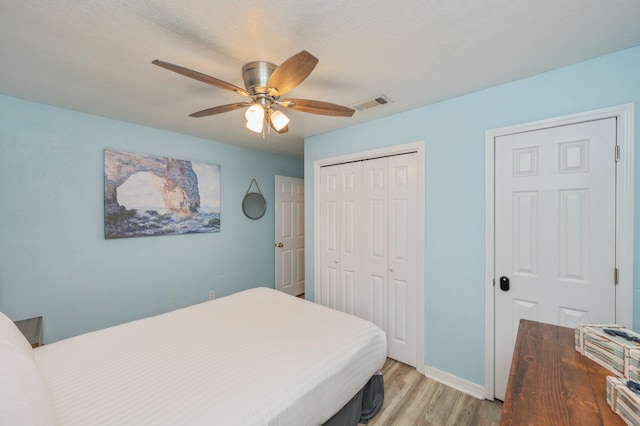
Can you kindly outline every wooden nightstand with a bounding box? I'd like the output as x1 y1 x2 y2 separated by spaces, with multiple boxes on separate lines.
14 316 43 348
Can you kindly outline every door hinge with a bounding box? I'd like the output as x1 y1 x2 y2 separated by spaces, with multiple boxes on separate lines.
493 278 496 287
614 268 619 285
615 145 620 162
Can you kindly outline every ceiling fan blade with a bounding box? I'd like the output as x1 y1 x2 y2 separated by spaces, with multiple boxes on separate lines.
189 102 253 118
280 99 355 117
266 51 319 96
152 59 250 97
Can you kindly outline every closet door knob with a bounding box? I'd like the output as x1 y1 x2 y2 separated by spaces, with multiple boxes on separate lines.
389 267 395 272
334 259 339 264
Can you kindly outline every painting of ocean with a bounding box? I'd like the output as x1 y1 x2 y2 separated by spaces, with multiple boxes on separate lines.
104 149 221 238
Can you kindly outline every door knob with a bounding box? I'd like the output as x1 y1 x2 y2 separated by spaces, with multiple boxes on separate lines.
275 242 284 248
499 276 510 291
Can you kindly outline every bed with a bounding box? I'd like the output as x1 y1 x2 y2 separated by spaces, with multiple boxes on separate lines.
0 287 387 425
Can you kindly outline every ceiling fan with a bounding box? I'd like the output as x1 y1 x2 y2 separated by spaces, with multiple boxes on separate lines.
152 50 355 135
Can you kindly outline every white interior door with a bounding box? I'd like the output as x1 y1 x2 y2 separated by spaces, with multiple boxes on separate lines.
321 153 418 368
318 163 361 313
319 166 340 307
361 158 388 330
493 118 617 400
385 154 418 367
275 175 304 296
338 163 362 316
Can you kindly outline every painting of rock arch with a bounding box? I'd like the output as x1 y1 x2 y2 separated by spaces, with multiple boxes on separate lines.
104 149 220 239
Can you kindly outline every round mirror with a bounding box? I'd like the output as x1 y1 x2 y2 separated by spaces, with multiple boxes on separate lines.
242 192 267 220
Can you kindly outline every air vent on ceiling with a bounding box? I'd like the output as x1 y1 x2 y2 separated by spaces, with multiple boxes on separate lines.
350 95 393 112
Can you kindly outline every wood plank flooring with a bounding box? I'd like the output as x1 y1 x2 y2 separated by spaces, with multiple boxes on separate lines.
363 358 502 426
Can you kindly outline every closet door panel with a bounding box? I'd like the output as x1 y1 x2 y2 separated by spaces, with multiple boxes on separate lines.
319 166 340 309
339 162 362 315
368 275 386 330
362 158 389 324
319 152 418 368
387 154 418 366
390 278 408 343
319 163 361 314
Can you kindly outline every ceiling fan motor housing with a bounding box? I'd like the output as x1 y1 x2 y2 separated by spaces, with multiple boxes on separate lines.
242 61 277 96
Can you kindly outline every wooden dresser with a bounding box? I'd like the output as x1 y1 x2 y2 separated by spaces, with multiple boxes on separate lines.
500 319 625 425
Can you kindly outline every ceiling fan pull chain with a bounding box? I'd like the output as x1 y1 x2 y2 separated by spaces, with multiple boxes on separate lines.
262 116 266 139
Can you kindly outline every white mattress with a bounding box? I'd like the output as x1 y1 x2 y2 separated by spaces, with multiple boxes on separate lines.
34 287 387 425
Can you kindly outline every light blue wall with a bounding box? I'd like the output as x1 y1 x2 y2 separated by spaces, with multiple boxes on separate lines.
0 95 303 343
304 45 640 386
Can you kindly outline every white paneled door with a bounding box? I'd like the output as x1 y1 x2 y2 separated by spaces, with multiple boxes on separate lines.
319 162 362 315
320 153 418 367
363 155 417 366
275 175 304 296
493 118 617 400
361 159 386 329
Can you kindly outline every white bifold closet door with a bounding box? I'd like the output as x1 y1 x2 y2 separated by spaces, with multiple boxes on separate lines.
319 161 362 316
319 153 417 367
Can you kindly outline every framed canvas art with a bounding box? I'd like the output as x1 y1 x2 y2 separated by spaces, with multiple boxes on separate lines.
104 149 220 239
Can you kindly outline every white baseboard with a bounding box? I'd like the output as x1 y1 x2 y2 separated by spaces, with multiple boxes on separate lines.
423 364 485 400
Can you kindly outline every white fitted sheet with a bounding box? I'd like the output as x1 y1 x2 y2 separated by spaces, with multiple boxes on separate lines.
34 287 387 425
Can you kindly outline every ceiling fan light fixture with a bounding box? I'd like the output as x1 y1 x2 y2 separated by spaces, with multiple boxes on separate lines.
270 109 290 131
245 104 265 133
245 103 264 120
154 50 354 136
246 117 264 133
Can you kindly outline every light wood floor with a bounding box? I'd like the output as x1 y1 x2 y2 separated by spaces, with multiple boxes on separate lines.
363 358 502 426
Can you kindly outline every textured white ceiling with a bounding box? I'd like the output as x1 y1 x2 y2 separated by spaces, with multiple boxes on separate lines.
1 0 639 158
